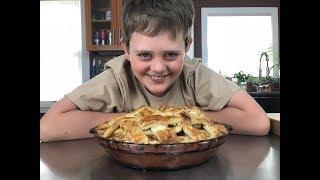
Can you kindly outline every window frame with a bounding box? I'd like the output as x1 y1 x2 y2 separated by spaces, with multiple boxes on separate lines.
40 0 89 112
201 7 279 77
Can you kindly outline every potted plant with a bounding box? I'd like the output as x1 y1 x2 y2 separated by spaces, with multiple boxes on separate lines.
233 71 249 84
245 74 258 92
260 76 280 92
233 71 257 92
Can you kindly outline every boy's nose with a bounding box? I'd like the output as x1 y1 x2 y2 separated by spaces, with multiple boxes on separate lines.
150 58 166 73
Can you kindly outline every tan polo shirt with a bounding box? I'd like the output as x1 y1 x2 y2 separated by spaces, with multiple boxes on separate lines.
65 55 240 112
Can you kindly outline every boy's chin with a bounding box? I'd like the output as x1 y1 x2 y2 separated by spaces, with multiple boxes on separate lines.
147 87 170 97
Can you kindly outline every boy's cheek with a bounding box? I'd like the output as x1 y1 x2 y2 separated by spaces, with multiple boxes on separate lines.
131 61 148 72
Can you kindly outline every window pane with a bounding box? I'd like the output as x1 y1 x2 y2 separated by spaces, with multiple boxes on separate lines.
207 16 273 77
40 1 82 101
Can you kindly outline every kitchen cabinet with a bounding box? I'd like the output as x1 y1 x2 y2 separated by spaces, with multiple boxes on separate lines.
85 0 123 51
250 92 280 113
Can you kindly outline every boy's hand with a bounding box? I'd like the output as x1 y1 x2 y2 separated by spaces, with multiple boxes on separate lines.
204 90 270 136
40 97 125 142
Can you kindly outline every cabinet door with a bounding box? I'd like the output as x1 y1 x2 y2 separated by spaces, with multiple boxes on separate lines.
85 0 119 51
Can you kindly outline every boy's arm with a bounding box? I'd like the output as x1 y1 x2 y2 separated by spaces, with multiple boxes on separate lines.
40 97 125 142
204 90 270 136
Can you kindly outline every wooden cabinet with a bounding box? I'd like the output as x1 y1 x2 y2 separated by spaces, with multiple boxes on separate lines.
85 0 123 51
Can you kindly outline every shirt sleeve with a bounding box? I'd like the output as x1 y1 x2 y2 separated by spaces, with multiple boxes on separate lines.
65 69 124 112
194 64 240 111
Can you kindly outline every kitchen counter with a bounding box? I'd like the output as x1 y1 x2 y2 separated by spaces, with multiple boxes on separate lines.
268 113 280 136
40 134 280 180
249 91 280 97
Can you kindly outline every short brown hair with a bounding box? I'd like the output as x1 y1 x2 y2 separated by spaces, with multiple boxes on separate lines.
122 0 194 49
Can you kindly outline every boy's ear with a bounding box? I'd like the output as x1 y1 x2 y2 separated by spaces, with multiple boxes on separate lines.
120 37 130 60
185 36 193 54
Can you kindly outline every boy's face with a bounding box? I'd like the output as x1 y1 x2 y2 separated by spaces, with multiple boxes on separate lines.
122 31 190 97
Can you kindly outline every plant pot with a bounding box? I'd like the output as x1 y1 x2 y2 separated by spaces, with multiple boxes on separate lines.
271 82 280 91
260 84 272 92
246 82 256 92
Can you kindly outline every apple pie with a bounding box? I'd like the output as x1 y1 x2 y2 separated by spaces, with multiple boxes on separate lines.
92 105 229 144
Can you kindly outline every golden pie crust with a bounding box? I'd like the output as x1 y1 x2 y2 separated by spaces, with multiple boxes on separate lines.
94 106 228 144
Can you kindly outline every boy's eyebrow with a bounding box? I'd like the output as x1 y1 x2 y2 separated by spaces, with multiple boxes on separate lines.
162 50 182 53
133 50 151 53
133 49 182 53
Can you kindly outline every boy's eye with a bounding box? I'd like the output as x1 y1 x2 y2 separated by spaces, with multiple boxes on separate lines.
138 53 151 58
165 52 178 59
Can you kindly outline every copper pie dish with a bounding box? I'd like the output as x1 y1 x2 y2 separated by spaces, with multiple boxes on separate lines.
89 106 232 170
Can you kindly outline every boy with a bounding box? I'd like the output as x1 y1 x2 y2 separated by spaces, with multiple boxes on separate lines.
40 0 270 142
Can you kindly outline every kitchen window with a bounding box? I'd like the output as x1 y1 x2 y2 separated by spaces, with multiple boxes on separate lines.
201 7 279 78
40 0 89 112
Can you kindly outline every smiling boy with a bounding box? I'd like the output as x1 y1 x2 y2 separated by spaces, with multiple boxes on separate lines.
40 0 270 142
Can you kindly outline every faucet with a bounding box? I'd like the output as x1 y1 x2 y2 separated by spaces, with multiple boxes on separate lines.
258 52 270 91
269 63 279 72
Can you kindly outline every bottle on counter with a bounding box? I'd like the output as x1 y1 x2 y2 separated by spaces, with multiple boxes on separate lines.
105 3 111 21
105 9 111 21
108 30 112 45
100 30 106 45
93 31 99 45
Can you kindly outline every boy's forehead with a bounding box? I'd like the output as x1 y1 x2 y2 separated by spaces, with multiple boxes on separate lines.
129 31 185 50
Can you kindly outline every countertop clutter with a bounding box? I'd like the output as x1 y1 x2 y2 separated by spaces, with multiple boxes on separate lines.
40 134 280 180
268 113 280 136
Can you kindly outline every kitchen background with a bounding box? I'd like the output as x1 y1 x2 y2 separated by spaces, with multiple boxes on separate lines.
40 0 280 117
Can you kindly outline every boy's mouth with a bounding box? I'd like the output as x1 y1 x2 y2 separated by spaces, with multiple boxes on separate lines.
147 74 169 82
